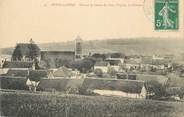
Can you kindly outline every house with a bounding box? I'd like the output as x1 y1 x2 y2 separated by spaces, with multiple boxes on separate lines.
105 58 124 72
0 54 11 67
1 61 35 74
2 61 34 69
2 69 29 77
136 74 168 86
116 73 136 80
28 70 48 81
140 56 153 71
141 55 172 71
94 61 110 73
152 59 172 70
41 51 75 68
165 87 182 98
80 78 146 99
124 58 141 70
26 78 40 92
48 66 73 79
26 70 48 92
12 41 41 62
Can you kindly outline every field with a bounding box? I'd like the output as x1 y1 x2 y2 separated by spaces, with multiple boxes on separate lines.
1 91 184 117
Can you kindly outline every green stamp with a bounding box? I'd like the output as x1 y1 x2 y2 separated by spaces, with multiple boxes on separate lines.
155 0 179 30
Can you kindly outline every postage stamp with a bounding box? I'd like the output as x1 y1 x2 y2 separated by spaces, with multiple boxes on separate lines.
155 0 179 30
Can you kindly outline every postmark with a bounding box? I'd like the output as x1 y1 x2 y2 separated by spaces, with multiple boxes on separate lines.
155 0 179 30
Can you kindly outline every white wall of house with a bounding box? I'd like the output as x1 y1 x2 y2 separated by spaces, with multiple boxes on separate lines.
94 66 108 73
125 64 140 70
93 88 146 99
0 68 9 75
140 86 147 99
111 65 120 72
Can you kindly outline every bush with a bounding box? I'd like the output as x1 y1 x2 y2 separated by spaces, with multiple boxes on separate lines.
94 69 103 77
145 80 166 99
70 57 95 73
107 67 117 77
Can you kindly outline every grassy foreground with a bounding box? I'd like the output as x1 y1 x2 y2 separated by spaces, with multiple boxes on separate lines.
0 91 184 117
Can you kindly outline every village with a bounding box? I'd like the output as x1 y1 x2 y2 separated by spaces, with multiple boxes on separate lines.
0 37 184 101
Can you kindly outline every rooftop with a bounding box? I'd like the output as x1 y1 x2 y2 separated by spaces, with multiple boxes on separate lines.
95 61 109 67
2 61 34 68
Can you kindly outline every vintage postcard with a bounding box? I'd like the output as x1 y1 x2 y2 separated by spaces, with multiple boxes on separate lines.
0 0 184 117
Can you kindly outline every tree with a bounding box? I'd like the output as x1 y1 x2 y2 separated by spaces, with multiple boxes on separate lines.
69 57 95 73
94 69 103 77
55 59 71 68
12 45 23 61
110 53 124 58
92 53 106 61
107 67 117 77
28 43 40 60
145 80 166 99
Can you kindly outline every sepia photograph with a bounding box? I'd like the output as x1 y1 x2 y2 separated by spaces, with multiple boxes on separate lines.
0 0 184 116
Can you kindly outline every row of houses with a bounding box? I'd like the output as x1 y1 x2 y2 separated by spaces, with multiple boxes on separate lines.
0 58 172 99
0 61 79 79
0 57 147 99
0 39 177 100
94 55 173 74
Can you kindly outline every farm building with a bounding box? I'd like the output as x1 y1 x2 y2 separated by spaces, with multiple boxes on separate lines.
105 58 124 72
2 61 34 69
80 78 146 99
1 61 35 74
2 69 29 77
136 74 168 85
38 77 146 99
25 70 48 92
124 58 141 70
116 73 137 80
48 67 73 79
94 61 110 73
28 70 48 81
0 69 49 91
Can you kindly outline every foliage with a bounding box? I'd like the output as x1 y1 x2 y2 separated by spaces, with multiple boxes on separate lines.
107 67 117 77
145 80 166 99
55 59 71 68
94 69 103 77
28 43 40 60
11 43 40 61
110 53 124 58
166 87 184 99
12 45 22 61
70 57 95 73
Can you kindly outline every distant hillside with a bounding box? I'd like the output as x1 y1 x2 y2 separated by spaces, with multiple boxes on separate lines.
1 38 184 56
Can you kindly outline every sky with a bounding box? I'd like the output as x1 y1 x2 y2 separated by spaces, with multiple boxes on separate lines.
0 0 184 48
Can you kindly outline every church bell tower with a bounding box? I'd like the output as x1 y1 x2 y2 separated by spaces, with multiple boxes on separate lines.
75 36 83 59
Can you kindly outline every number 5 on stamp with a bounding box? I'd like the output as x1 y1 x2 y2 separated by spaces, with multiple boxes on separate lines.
155 0 179 30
